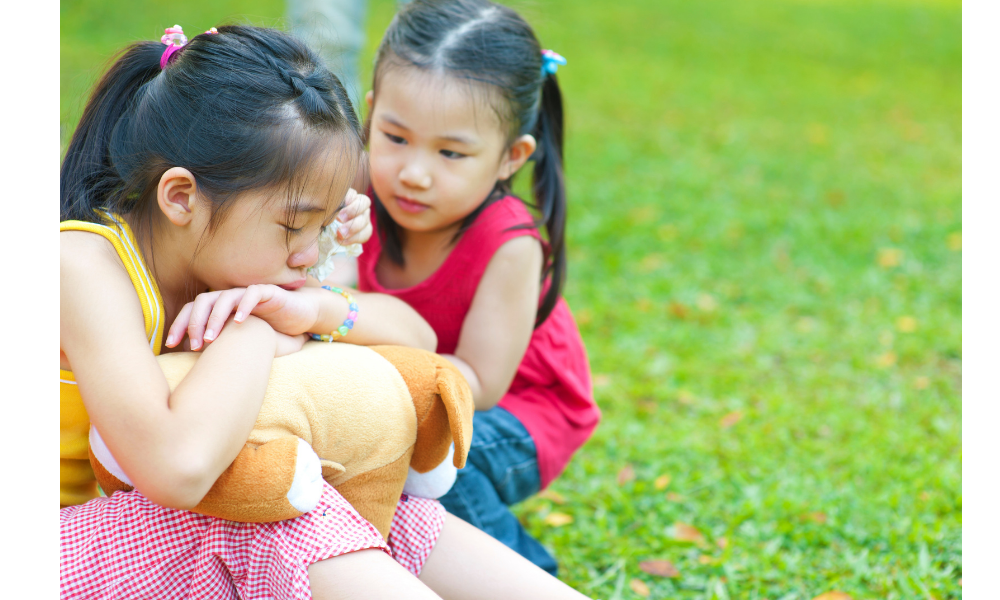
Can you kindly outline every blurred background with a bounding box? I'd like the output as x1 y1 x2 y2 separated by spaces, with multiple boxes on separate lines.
61 0 961 598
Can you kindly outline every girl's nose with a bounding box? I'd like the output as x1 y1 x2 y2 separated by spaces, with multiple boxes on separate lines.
399 161 432 190
288 239 319 270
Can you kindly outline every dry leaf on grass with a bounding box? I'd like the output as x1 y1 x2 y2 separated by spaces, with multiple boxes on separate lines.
666 492 685 502
877 248 903 268
629 578 651 597
669 301 689 319
874 351 897 368
543 512 574 527
720 411 743 428
617 464 636 486
638 560 680 578
698 555 713 565
537 489 566 504
716 537 729 549
654 474 672 490
896 316 917 333
802 511 828 524
673 522 705 543
812 592 852 600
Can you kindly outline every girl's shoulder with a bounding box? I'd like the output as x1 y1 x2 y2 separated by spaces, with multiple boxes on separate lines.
462 195 542 249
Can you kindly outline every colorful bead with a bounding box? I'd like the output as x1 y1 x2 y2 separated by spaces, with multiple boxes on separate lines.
311 285 359 342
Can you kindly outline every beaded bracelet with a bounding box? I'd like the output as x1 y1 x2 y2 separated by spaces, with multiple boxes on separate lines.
310 285 359 342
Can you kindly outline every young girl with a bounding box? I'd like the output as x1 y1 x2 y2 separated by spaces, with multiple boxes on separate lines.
356 0 601 576
60 24 588 600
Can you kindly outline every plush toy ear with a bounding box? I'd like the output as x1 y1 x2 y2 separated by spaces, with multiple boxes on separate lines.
369 346 474 473
433 357 474 469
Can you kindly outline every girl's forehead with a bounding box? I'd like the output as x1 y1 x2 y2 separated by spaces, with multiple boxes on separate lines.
376 67 503 135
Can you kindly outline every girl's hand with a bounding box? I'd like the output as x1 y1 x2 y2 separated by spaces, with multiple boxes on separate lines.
335 188 373 246
274 332 310 358
166 286 321 351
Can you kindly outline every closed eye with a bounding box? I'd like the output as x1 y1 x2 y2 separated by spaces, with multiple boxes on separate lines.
440 149 466 159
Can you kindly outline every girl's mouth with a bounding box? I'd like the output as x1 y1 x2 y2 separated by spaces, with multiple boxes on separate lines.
279 278 307 291
395 196 430 214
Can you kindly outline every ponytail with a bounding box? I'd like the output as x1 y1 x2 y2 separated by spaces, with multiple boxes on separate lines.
60 41 163 223
530 72 566 326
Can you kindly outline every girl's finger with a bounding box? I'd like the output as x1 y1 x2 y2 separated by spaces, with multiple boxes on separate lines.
186 291 222 351
337 189 368 223
166 301 195 348
341 219 373 246
203 289 246 343
234 285 267 323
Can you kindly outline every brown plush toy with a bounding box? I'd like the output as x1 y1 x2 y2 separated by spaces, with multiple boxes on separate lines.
88 343 474 539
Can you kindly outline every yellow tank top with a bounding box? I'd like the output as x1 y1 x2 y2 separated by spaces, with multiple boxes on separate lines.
60 213 165 506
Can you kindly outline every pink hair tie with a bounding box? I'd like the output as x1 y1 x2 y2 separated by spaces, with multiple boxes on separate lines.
159 25 218 70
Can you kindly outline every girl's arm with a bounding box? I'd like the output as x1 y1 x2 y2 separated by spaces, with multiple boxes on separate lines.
443 236 544 411
168 282 437 353
61 232 280 510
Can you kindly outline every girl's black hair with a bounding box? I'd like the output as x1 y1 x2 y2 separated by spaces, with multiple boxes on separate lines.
61 25 363 254
371 0 567 327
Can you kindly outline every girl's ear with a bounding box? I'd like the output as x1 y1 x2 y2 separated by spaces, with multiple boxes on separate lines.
157 167 200 226
498 134 537 180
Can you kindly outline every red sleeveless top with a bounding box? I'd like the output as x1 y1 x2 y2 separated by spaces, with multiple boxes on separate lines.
358 195 600 488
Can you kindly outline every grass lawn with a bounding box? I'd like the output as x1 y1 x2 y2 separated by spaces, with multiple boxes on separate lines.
62 0 961 598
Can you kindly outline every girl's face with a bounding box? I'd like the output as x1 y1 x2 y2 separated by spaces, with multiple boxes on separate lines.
187 157 349 292
367 68 533 236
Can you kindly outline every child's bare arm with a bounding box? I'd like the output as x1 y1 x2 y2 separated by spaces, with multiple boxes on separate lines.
444 236 543 411
61 232 279 510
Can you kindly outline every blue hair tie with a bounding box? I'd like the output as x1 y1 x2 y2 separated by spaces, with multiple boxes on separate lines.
541 49 566 76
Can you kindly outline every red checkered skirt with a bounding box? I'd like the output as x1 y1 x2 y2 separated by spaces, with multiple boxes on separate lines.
60 483 446 599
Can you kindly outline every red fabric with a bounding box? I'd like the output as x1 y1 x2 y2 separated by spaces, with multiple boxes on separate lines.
60 485 445 599
359 195 600 487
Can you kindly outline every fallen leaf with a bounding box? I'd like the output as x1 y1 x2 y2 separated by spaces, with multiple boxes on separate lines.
914 376 930 390
947 232 961 251
669 301 689 319
543 512 573 527
636 297 654 312
875 351 897 368
826 190 846 207
639 560 680 578
677 390 696 405
716 537 729 549
696 294 718 312
812 592 852 600
666 492 685 502
802 511 828 524
877 248 903 268
629 578 651 597
698 554 713 565
640 254 665 273
593 374 611 388
673 522 705 543
537 489 566 504
720 411 743 428
654 475 672 490
617 464 636 486
896 316 918 333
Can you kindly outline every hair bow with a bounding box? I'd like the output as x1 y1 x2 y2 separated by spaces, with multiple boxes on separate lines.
541 49 567 76
160 25 219 70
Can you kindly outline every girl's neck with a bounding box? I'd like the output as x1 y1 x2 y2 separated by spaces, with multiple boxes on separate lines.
124 212 204 317
378 222 463 290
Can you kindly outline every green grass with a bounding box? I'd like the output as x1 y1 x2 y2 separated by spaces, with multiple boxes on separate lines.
62 0 961 598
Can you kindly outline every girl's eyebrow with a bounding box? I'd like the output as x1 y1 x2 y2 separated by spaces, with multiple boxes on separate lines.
381 113 476 145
